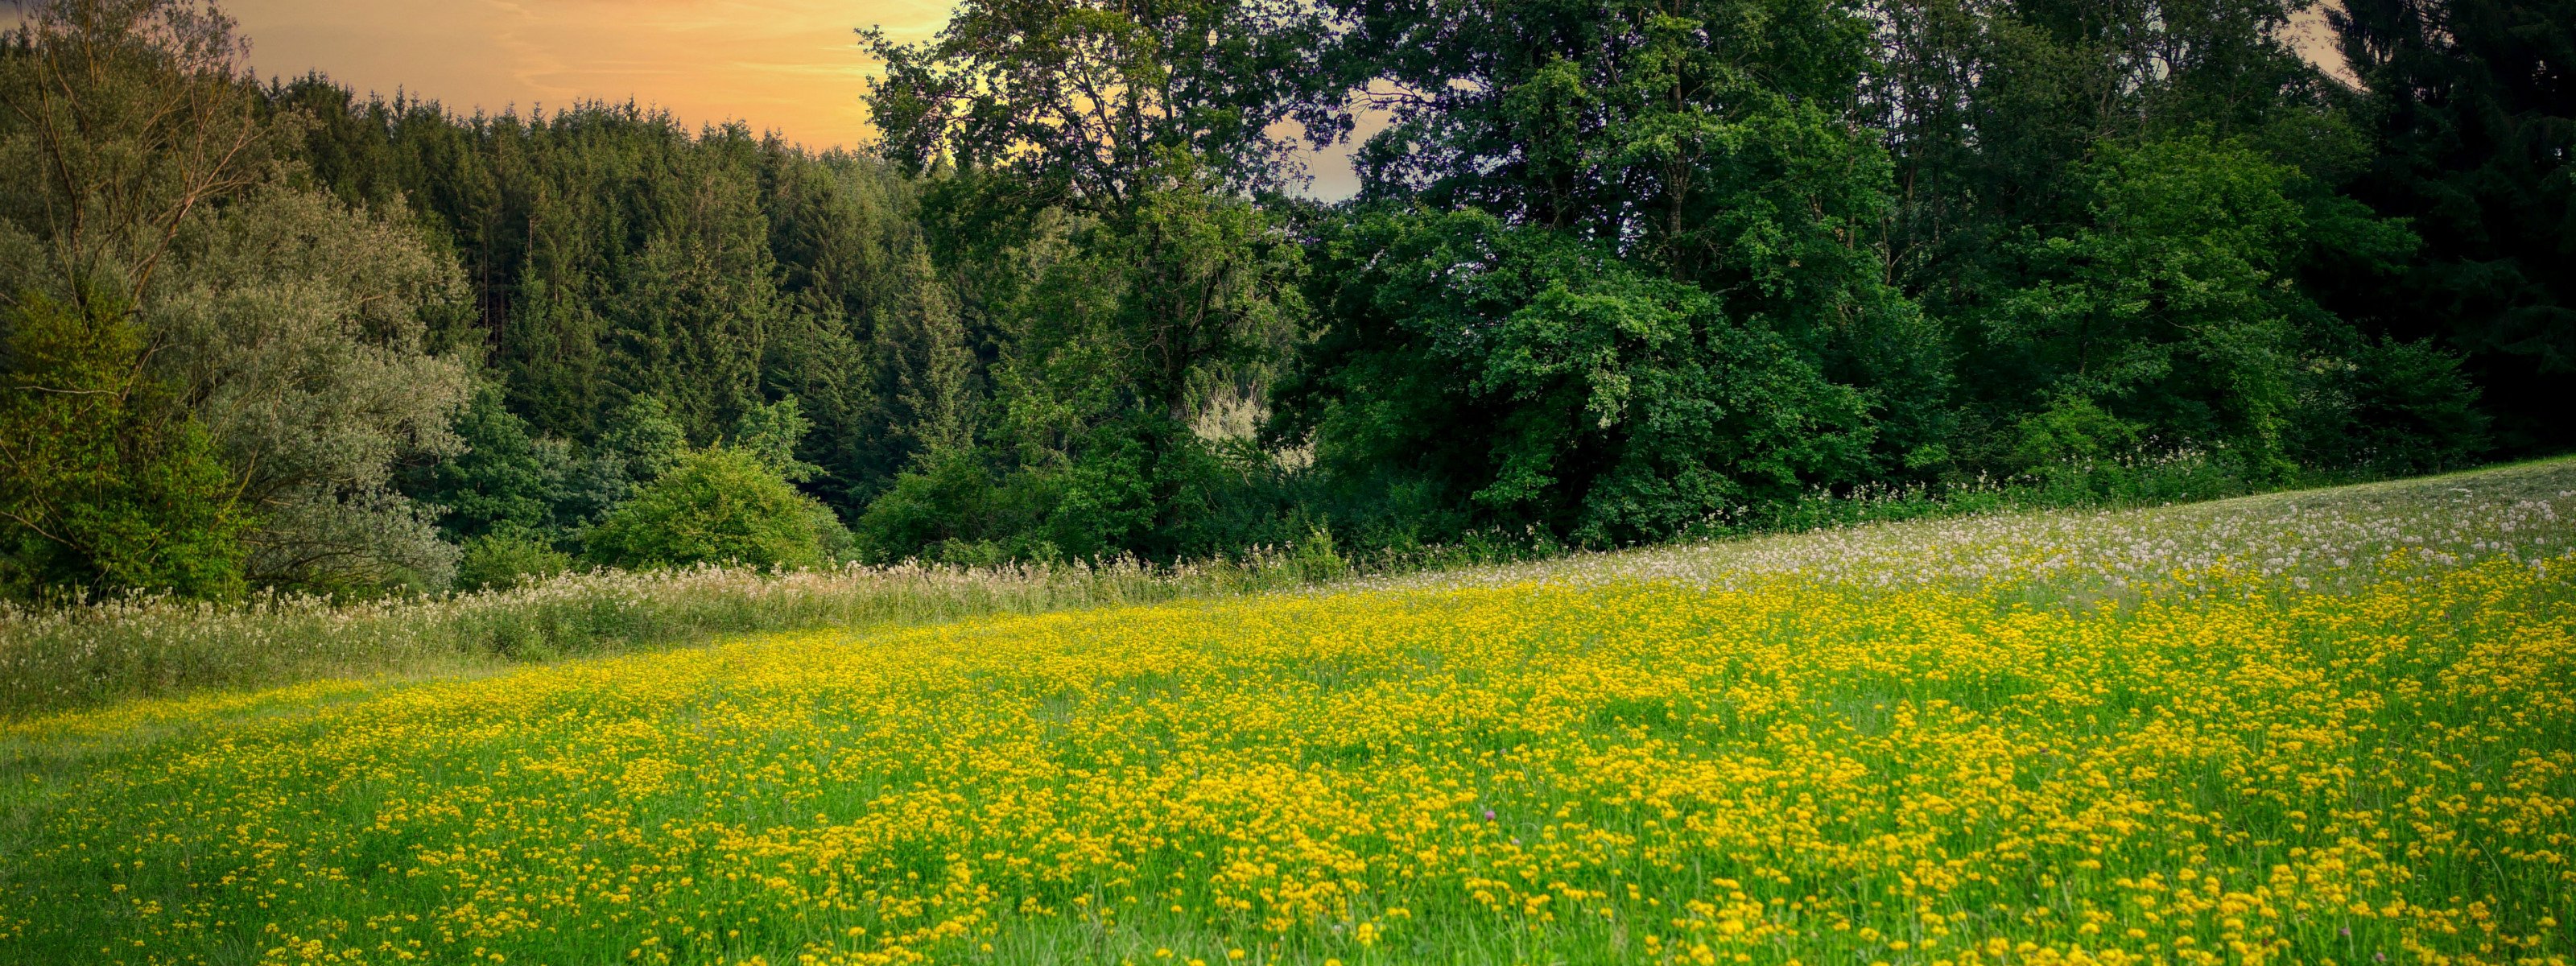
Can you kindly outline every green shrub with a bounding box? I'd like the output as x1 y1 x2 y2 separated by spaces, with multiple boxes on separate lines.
1288 523 1349 583
854 448 1001 563
2291 337 2490 475
2010 396 2144 474
417 385 572 543
0 291 252 601
810 502 859 564
455 531 575 591
584 448 827 570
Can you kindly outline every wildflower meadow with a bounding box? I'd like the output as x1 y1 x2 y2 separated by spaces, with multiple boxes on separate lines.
2 460 2571 966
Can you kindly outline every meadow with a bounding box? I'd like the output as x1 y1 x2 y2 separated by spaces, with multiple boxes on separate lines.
0 554 1353 720
2 460 2571 966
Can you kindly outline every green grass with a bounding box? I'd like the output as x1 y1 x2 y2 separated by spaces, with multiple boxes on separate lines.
0 450 2450 722
0 555 1339 720
0 460 2569 965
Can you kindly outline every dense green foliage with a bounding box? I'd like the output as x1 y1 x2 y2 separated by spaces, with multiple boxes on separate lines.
2331 0 2576 452
1 0 469 599
1 0 2566 599
452 531 573 592
583 448 836 571
0 292 250 599
1269 0 1933 544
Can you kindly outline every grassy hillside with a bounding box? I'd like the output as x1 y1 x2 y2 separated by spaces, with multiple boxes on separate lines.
0 555 1352 720
2 461 2571 965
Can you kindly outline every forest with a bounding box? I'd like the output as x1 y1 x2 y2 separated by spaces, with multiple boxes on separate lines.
2 0 2568 600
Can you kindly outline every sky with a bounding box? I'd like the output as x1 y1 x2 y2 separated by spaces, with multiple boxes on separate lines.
228 0 939 147
221 0 1373 198
217 0 2345 203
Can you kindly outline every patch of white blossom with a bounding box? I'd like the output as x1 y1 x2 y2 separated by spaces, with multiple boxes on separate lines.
1359 459 2576 601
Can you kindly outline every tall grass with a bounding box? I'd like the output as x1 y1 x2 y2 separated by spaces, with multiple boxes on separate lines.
0 557 1338 720
0 447 2485 720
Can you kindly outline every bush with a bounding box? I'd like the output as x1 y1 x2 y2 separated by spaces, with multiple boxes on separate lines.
2010 396 2144 473
417 384 572 542
584 448 828 570
0 291 253 601
455 530 575 591
1287 523 1349 583
2291 337 2490 475
854 448 1010 563
2021 445 2256 506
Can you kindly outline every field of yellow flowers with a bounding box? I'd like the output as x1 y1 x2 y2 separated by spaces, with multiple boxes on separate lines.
4 461 2573 966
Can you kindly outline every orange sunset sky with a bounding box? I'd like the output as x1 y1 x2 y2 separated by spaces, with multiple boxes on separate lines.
226 0 939 149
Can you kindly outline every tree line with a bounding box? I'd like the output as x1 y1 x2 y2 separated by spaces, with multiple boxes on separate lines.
2 0 2566 599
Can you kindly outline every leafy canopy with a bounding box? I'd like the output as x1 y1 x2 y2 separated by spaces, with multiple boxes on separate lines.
583 448 828 572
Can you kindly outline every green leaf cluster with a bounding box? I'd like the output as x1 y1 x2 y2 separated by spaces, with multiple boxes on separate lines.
583 448 832 572
0 292 250 599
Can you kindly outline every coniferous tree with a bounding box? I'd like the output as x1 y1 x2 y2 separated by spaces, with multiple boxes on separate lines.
2332 0 2576 452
